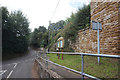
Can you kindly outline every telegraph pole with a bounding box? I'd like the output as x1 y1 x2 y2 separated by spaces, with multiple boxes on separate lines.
48 21 51 52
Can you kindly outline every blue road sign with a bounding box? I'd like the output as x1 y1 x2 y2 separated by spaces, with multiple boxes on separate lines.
92 21 102 30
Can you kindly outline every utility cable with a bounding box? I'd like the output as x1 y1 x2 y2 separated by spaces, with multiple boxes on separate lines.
50 0 60 21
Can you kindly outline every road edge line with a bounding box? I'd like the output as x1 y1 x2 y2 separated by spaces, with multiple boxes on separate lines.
13 63 17 68
0 70 7 75
7 70 13 78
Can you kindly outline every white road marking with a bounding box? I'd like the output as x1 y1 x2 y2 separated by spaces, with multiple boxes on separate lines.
0 70 7 75
4 63 18 79
3 63 17 67
7 70 13 78
13 63 17 68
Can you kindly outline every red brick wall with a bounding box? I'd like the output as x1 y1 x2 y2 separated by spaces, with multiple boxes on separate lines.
70 2 119 55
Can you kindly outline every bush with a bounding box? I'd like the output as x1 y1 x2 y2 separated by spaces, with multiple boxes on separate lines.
47 4 90 51
2 7 30 55
62 4 90 48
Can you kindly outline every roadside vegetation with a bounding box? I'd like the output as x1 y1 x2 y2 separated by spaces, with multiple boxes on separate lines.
30 26 48 48
48 4 90 51
2 7 30 60
29 4 90 52
47 54 119 79
2 3 119 79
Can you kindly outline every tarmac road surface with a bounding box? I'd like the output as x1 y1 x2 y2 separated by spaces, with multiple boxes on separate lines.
1 47 37 79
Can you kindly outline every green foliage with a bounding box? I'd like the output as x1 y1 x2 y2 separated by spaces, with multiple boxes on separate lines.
73 5 90 29
48 20 65 51
30 26 48 48
47 4 90 51
63 4 90 48
30 29 40 48
2 7 30 56
48 20 64 30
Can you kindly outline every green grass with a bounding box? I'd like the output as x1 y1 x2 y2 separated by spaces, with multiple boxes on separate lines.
47 54 119 78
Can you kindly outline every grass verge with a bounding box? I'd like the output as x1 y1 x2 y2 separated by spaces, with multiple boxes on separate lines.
47 54 119 79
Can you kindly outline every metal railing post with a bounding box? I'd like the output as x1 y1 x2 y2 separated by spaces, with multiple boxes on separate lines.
39 52 41 58
81 54 84 80
46 52 48 69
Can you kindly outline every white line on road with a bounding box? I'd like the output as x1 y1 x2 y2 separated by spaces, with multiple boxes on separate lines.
13 63 17 68
7 70 13 78
3 62 18 67
0 70 7 75
4 63 18 79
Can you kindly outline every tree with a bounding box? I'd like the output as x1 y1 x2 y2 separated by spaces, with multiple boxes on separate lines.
62 4 90 49
73 4 90 29
30 26 48 48
47 20 65 51
48 20 65 31
30 28 40 48
63 4 90 42
2 7 30 55
42 31 48 48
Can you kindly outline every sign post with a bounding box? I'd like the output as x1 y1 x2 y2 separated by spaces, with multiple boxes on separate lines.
97 22 100 64
57 41 60 59
57 37 64 60
60 40 63 60
92 21 102 64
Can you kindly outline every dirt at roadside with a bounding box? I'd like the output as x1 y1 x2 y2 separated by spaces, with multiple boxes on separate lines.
32 60 40 78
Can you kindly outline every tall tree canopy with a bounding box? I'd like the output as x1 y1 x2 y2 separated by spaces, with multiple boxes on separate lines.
30 26 48 48
2 7 30 55
47 20 65 51
48 4 90 51
63 4 90 43
48 20 64 30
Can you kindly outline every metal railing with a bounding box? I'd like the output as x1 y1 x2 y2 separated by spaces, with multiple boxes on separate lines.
37 51 120 80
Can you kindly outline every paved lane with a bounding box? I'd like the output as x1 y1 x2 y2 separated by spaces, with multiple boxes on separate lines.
1 48 37 79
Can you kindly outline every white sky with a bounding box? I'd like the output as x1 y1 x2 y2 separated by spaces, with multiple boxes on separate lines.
0 0 90 31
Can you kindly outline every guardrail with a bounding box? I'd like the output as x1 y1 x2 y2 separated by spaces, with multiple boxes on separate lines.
37 51 120 80
35 58 63 78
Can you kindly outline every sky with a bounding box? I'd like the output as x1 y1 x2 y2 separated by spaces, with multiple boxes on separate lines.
0 0 90 31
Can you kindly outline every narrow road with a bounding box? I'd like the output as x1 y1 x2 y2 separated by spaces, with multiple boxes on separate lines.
1 48 37 79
